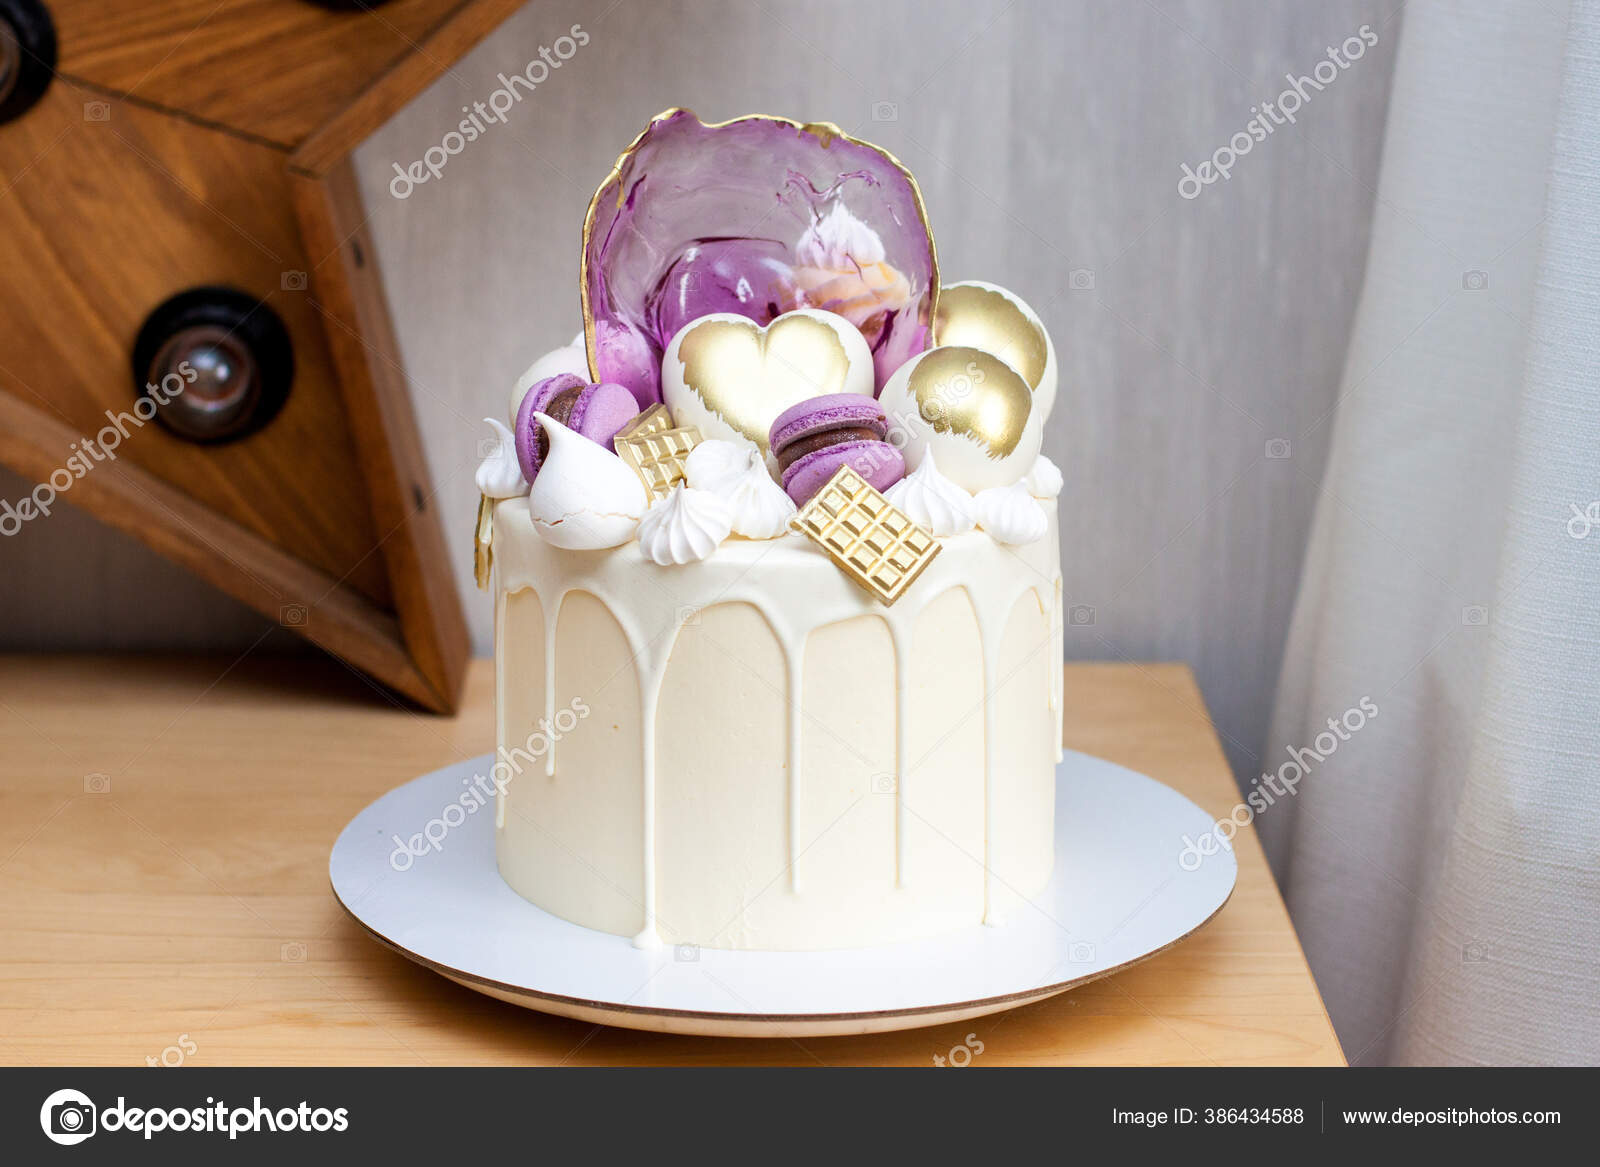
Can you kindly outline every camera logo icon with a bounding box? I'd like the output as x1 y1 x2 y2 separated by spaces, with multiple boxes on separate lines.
40 1088 96 1145
83 101 111 122
674 943 699 963
1068 268 1095 291
1265 438 1292 460
871 100 898 122
1462 270 1488 291
281 270 308 292
1068 604 1096 627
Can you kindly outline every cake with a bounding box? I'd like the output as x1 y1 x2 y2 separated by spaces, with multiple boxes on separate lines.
475 110 1065 952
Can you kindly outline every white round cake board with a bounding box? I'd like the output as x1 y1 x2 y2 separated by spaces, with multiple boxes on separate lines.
330 750 1237 1037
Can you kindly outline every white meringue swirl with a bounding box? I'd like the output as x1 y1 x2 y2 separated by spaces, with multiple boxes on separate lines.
685 438 796 539
684 437 757 493
973 480 1048 545
1025 453 1063 499
885 449 976 537
637 485 734 565
475 417 528 499
526 413 647 549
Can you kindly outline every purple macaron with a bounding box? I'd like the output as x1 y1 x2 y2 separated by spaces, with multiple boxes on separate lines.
514 373 640 482
769 393 905 506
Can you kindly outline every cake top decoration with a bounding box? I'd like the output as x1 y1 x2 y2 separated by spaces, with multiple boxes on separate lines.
581 109 940 406
663 308 875 457
614 421 704 501
884 448 976 538
477 109 1063 581
973 480 1049 546
475 417 526 500
684 439 796 540
1025 452 1064 500
768 392 905 507
789 463 941 605
509 330 588 425
934 281 1057 422
525 412 648 549
615 402 675 443
515 374 639 484
877 345 1042 493
473 492 496 590
636 484 732 565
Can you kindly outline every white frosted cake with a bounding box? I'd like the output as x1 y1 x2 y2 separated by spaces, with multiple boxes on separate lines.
475 109 1065 951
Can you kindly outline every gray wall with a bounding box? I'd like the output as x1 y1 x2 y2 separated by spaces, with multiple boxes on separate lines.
2 0 1400 781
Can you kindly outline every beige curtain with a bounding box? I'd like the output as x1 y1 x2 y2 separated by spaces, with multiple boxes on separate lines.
1263 0 1600 1064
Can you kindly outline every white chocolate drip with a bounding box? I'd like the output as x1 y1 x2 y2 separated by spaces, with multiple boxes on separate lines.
543 602 559 778
634 693 661 949
489 498 1062 942
892 630 912 888
782 619 805 893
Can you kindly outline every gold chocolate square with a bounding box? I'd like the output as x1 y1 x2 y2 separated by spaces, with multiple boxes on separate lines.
614 402 674 442
615 424 703 500
790 465 940 605
473 493 495 590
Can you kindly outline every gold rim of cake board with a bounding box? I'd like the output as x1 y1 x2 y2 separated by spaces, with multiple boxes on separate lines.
579 107 942 383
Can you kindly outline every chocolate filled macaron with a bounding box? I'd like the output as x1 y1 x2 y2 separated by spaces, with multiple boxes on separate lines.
514 373 640 482
769 394 906 506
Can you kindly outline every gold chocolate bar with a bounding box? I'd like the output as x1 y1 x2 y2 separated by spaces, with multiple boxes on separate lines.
616 424 703 500
614 402 674 442
790 465 941 605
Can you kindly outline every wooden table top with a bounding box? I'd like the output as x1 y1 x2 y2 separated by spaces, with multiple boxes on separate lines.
0 656 1342 1066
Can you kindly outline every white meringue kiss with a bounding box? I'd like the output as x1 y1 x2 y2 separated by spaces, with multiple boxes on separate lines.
475 417 527 499
1025 453 1063 499
974 480 1048 545
884 448 975 537
526 412 647 549
509 330 589 425
637 484 733 565
684 438 796 539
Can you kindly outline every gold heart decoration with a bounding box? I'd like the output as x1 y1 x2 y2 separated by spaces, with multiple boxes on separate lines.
877 345 1042 493
662 309 876 455
932 281 1057 422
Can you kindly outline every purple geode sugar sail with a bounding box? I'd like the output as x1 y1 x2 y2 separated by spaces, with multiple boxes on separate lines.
581 109 940 406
